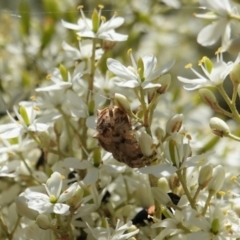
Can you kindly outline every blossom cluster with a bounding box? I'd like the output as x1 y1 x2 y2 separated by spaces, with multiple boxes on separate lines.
1 1 240 240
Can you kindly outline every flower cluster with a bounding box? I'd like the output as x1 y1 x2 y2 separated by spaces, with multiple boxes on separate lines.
1 2 240 240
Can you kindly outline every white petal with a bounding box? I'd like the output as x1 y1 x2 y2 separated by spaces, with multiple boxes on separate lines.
0 125 23 139
142 82 161 89
28 123 49 132
83 168 99 185
99 17 125 32
53 203 70 215
114 79 140 88
137 163 176 177
177 76 207 84
58 182 79 202
197 19 229 46
64 158 91 169
142 55 156 79
61 20 82 30
107 58 137 80
98 31 128 41
45 172 63 197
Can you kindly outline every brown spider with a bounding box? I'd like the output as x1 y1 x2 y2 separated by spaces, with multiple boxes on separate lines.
94 105 157 168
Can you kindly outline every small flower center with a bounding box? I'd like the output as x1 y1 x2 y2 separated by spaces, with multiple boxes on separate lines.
49 195 58 203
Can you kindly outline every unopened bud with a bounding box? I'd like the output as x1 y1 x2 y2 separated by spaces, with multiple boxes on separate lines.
166 114 183 134
209 117 230 137
208 165 225 193
230 63 240 83
139 131 154 157
198 165 213 189
102 40 116 51
114 93 134 117
38 131 50 148
67 185 84 208
157 177 170 192
155 127 165 140
199 89 218 109
54 118 64 135
157 74 171 94
36 214 51 230
151 187 171 206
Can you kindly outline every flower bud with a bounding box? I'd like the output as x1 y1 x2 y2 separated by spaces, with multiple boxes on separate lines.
67 185 84 208
230 63 240 83
166 114 183 135
155 127 165 140
38 131 50 148
139 131 154 157
54 117 64 135
102 40 116 51
208 165 225 193
157 74 171 94
157 177 170 192
209 117 230 137
151 187 171 206
36 214 51 230
114 93 134 117
198 165 213 189
199 89 218 109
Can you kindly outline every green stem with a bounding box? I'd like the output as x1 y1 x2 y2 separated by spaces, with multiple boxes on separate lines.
86 38 96 104
192 186 201 202
227 133 240 142
218 84 240 123
202 190 215 216
176 169 196 209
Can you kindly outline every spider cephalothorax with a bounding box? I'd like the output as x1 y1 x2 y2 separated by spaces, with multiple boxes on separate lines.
95 105 156 168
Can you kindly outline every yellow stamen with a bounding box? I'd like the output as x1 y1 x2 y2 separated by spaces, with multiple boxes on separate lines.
230 175 237 182
30 95 36 100
101 16 106 22
46 74 52 80
185 63 192 69
33 106 40 111
127 48 132 55
215 47 222 55
77 5 84 10
98 4 104 9
218 191 226 197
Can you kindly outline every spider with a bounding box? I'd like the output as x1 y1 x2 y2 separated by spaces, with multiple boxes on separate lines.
94 104 157 168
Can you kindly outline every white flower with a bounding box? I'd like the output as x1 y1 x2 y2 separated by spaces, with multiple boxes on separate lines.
62 7 128 42
177 54 240 90
24 172 78 215
86 218 139 240
196 0 235 47
0 160 20 177
63 157 125 185
107 51 174 89
186 206 240 240
138 133 213 178
62 39 104 62
0 101 49 139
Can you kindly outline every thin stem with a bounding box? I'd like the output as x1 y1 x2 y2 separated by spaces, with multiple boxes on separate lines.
202 190 215 216
176 169 196 209
192 186 201 202
218 84 240 123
